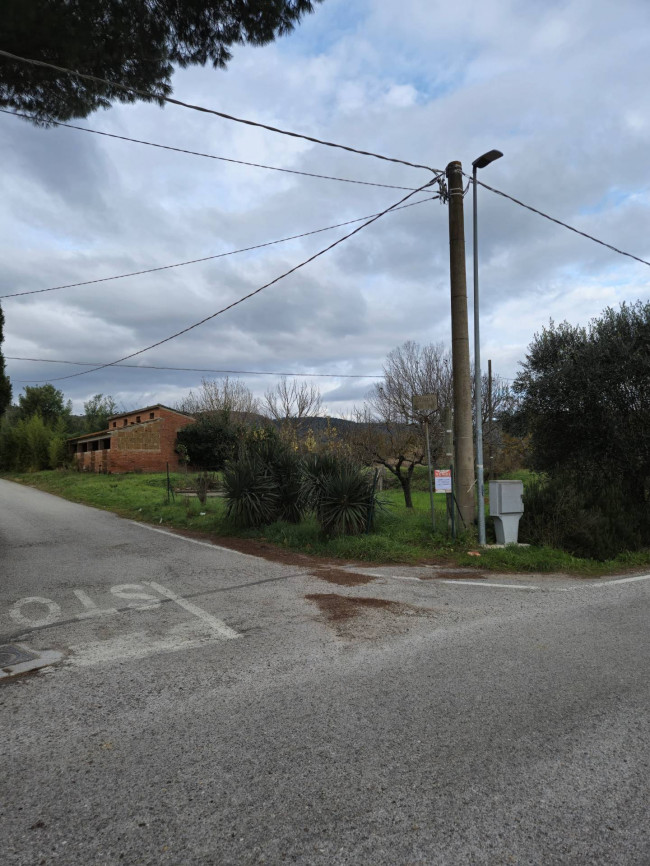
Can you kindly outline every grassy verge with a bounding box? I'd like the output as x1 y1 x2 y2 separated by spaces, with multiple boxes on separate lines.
5 470 650 576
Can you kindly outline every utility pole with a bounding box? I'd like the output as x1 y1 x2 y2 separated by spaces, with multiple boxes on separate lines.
487 359 493 482
445 161 476 529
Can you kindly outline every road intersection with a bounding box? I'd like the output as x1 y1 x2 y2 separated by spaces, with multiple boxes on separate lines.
1 479 648 865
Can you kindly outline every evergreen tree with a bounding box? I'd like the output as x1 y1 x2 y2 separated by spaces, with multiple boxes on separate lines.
1 1 322 123
505 301 650 557
84 394 118 432
17 384 71 428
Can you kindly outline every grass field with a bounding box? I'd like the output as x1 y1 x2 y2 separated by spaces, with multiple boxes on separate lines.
5 469 650 575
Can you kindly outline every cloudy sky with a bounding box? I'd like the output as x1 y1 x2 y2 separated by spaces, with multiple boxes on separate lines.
2 0 649 417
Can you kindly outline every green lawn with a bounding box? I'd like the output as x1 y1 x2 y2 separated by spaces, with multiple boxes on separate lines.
5 470 650 576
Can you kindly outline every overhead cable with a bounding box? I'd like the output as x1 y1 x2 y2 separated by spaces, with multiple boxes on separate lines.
473 177 650 269
0 108 419 192
0 50 440 175
21 175 442 384
8 357 380 379
0 196 439 300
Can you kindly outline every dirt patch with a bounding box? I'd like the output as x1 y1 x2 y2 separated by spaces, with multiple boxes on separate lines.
306 593 398 621
167 527 344 568
306 592 433 640
310 568 376 587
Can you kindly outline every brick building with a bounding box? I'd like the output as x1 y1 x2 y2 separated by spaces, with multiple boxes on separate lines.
68 404 195 473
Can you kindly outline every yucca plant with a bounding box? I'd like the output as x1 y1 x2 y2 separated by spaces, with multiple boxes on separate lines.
223 457 279 528
248 435 304 524
273 452 304 523
301 452 355 516
317 464 379 537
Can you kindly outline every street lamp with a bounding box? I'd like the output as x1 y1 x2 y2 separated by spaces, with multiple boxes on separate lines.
472 148 503 545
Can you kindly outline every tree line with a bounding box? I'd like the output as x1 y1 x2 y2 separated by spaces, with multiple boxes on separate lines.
173 342 517 511
0 386 118 472
0 337 517 509
6 300 647 560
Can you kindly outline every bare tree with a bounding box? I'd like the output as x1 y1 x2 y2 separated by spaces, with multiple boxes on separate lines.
374 341 454 423
350 407 426 509
348 342 453 508
177 377 258 421
262 378 322 438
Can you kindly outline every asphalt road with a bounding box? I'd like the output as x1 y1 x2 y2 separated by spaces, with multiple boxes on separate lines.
1 478 648 865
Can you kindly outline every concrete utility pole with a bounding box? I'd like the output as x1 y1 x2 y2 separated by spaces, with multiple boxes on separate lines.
445 161 476 529
487 358 493 481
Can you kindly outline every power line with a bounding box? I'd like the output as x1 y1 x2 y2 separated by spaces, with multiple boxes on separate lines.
0 195 439 300
0 50 441 175
19 176 443 384
8 356 381 379
0 108 419 192
473 177 650 269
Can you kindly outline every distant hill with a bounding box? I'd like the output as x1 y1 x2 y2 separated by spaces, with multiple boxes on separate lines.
188 410 360 435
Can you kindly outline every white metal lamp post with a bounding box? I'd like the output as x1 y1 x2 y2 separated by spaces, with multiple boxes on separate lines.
472 149 503 545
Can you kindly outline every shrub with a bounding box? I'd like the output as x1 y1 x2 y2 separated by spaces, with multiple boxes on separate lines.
194 473 209 505
48 434 68 469
223 457 279 527
176 413 241 472
246 434 303 524
224 446 381 535
23 414 52 471
519 472 649 560
300 452 352 516
316 464 379 537
301 453 381 537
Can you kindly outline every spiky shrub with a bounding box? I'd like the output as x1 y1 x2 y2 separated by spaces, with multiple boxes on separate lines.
272 450 303 523
223 457 279 528
223 436 305 527
317 464 378 537
300 452 361 516
246 435 304 524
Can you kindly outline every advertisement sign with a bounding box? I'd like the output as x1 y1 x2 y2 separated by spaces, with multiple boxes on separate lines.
434 469 452 493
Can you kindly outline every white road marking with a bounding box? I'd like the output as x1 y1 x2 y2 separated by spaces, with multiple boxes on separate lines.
440 580 538 590
131 522 256 559
9 597 62 627
73 589 118 619
145 581 240 639
594 573 650 586
67 622 231 668
384 574 422 583
110 584 162 610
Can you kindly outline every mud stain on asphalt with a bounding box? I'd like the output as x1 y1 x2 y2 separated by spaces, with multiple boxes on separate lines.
306 593 434 639
310 568 376 587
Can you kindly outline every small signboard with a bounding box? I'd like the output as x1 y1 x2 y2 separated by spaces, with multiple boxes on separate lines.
411 393 438 414
434 469 452 493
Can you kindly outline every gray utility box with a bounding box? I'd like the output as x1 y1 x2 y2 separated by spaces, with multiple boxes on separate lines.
489 480 524 544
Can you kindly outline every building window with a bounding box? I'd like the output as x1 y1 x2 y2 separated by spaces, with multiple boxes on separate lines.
113 422 117 428
123 419 128 426
136 416 141 423
102 438 111 450
149 412 155 419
